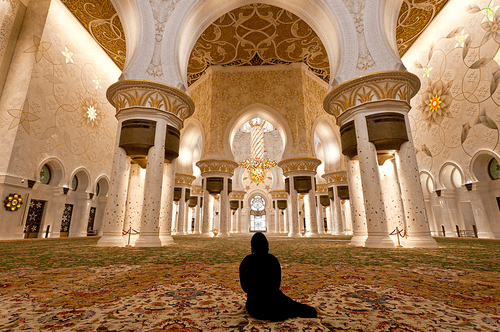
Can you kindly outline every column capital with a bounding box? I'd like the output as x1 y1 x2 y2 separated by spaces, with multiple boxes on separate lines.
196 159 239 176
229 191 245 200
278 158 321 176
174 173 196 185
269 190 288 199
191 185 202 195
316 184 328 194
323 70 420 119
322 171 348 185
107 79 195 123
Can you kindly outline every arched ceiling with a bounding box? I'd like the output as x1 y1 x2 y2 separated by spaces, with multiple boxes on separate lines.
187 4 330 85
61 0 449 82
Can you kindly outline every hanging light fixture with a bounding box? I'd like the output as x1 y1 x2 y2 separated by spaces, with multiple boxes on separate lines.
238 118 277 183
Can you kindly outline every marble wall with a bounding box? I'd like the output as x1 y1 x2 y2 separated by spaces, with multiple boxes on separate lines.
405 0 500 237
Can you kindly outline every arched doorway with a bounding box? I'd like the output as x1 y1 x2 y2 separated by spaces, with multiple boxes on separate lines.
250 195 267 232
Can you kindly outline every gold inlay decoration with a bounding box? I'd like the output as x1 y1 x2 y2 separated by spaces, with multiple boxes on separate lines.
59 1 449 75
396 0 450 56
187 3 330 86
61 0 125 69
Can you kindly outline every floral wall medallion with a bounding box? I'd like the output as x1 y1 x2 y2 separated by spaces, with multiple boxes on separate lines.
408 1 500 178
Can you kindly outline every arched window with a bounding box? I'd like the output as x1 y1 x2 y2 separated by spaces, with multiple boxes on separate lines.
250 195 266 231
40 164 52 185
489 158 500 180
72 175 79 191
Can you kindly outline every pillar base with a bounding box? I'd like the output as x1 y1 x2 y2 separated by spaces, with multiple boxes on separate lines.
200 232 213 237
404 233 439 248
364 234 396 248
134 234 162 247
305 232 318 237
288 232 301 238
349 234 367 246
477 231 500 239
97 233 126 247
77 231 88 238
159 235 175 246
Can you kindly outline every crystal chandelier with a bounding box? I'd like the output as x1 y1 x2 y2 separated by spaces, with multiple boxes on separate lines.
238 119 277 183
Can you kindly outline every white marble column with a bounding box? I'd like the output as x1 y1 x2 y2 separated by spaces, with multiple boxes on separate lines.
317 196 325 235
159 161 175 245
347 159 368 246
379 158 405 245
219 177 230 237
97 127 130 247
306 187 318 237
177 187 187 235
396 114 438 247
354 114 394 248
45 188 67 238
123 163 144 245
70 192 92 238
274 202 279 234
469 183 494 238
135 119 167 247
236 203 242 233
333 185 344 235
95 197 107 236
287 177 300 237
201 179 211 236
193 196 202 235
325 205 333 234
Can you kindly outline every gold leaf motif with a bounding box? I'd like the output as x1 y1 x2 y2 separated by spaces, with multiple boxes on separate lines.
187 4 330 86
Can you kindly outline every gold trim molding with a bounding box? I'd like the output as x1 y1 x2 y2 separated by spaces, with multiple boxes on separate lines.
191 185 202 195
106 80 195 121
316 184 328 193
322 171 347 184
323 71 421 118
196 159 239 175
278 158 321 176
175 173 196 185
229 191 246 199
269 190 288 199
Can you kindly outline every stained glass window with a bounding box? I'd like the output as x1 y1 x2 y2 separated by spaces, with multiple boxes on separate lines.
489 158 500 180
250 195 266 231
40 165 51 185
72 175 79 191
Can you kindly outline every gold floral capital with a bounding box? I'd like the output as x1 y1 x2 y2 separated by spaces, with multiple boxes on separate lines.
191 185 202 195
269 190 288 199
107 80 195 121
229 191 246 200
322 171 348 184
278 158 321 176
175 173 196 185
316 184 328 193
323 71 420 118
196 159 239 176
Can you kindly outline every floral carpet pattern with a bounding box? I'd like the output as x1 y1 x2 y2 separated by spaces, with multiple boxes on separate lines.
0 236 499 331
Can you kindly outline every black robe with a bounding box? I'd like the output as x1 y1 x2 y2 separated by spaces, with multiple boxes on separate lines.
239 251 317 321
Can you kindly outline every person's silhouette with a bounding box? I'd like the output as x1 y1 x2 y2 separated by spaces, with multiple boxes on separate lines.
239 232 317 322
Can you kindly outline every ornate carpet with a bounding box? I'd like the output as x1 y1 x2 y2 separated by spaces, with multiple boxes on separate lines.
0 237 499 331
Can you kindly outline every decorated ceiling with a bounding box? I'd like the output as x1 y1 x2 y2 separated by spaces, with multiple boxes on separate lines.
61 0 449 84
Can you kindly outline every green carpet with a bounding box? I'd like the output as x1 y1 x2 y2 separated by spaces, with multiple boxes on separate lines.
0 236 499 331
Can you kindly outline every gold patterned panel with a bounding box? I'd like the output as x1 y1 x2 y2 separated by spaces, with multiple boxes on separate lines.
106 80 195 121
323 71 421 118
196 159 239 175
396 0 450 56
278 158 321 175
59 1 448 77
175 173 196 185
322 171 347 184
187 3 330 86
61 0 125 70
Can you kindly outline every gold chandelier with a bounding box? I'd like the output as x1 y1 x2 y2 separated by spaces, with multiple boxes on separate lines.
238 119 277 183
